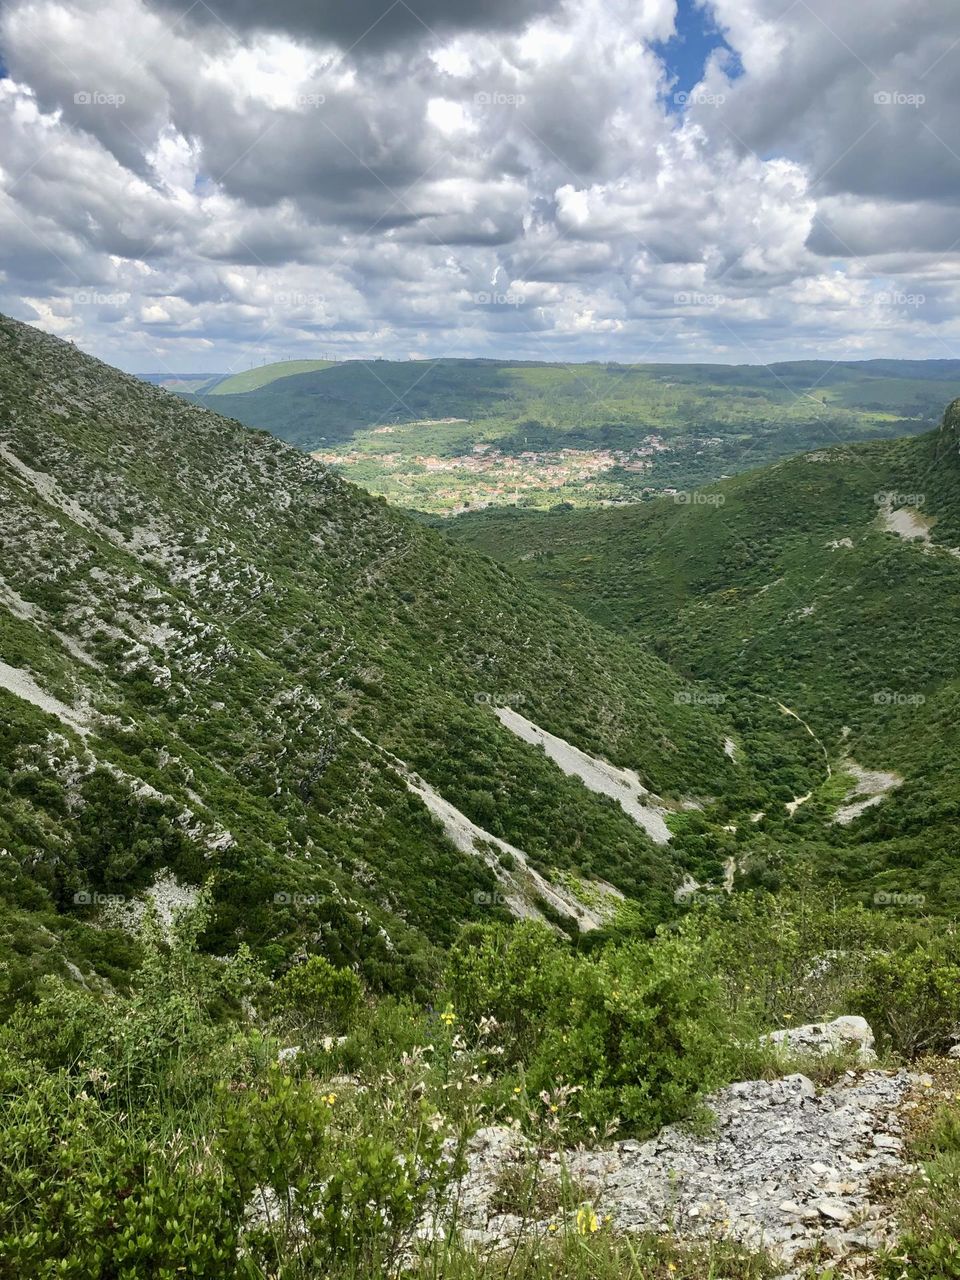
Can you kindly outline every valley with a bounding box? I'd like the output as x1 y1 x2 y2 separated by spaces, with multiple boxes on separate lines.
182 356 960 514
4 0 960 1271
1 314 959 1278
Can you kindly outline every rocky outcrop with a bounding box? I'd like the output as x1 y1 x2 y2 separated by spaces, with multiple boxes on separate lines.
426 1060 920 1271
761 1014 877 1064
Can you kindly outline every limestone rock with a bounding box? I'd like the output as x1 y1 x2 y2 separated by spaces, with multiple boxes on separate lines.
761 1015 877 1064
428 1067 917 1268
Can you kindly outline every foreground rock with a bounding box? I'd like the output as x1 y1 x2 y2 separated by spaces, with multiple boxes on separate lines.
761 1015 877 1064
427 1067 919 1271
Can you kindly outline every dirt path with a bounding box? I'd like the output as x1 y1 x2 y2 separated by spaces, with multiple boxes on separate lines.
773 699 831 816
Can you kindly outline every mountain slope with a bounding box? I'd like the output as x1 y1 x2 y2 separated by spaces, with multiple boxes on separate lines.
187 355 960 451
204 360 337 396
442 412 960 907
0 315 761 996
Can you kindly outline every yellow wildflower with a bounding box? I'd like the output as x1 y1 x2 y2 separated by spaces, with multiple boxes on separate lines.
324 1092 336 1105
576 1206 599 1235
440 1004 456 1027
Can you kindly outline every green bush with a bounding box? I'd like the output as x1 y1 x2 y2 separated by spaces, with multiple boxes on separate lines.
274 954 364 1035
447 922 733 1137
0 1054 244 1279
856 930 960 1056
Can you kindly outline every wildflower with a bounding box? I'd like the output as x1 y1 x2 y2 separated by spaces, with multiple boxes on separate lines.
440 1005 456 1027
513 1086 522 1095
576 1206 599 1235
324 1092 337 1105
548 1222 558 1233
668 1265 677 1274
550 1104 559 1114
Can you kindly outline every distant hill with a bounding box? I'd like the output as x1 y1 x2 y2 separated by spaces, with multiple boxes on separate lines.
179 356 960 512
203 359 337 396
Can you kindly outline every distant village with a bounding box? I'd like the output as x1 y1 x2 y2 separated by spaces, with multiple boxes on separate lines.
311 430 731 513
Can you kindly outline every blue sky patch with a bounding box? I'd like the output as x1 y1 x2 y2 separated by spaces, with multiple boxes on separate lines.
657 0 741 106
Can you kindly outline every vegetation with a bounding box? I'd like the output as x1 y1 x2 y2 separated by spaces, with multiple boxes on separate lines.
443 415 960 910
0 312 755 996
183 356 960 512
4 316 960 1275
0 888 958 1276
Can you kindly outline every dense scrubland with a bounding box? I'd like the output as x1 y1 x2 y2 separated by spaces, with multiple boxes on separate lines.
1 317 960 1276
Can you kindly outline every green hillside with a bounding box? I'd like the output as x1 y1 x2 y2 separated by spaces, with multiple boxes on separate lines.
0 314 769 998
205 359 337 396
442 411 960 907
6 317 960 1278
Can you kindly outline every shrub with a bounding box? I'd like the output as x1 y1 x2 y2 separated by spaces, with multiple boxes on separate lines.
0 1053 243 1279
447 922 733 1138
527 932 733 1138
274 954 364 1034
856 930 960 1056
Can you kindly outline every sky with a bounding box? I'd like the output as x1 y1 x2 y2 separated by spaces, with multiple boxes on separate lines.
0 0 958 375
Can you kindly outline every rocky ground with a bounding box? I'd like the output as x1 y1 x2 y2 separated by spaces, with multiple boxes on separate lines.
421 1022 924 1276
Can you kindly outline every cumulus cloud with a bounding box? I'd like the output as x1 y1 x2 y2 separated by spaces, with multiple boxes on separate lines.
0 0 958 372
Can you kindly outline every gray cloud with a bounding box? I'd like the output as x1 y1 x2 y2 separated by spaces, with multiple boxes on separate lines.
147 0 562 49
1 0 959 372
